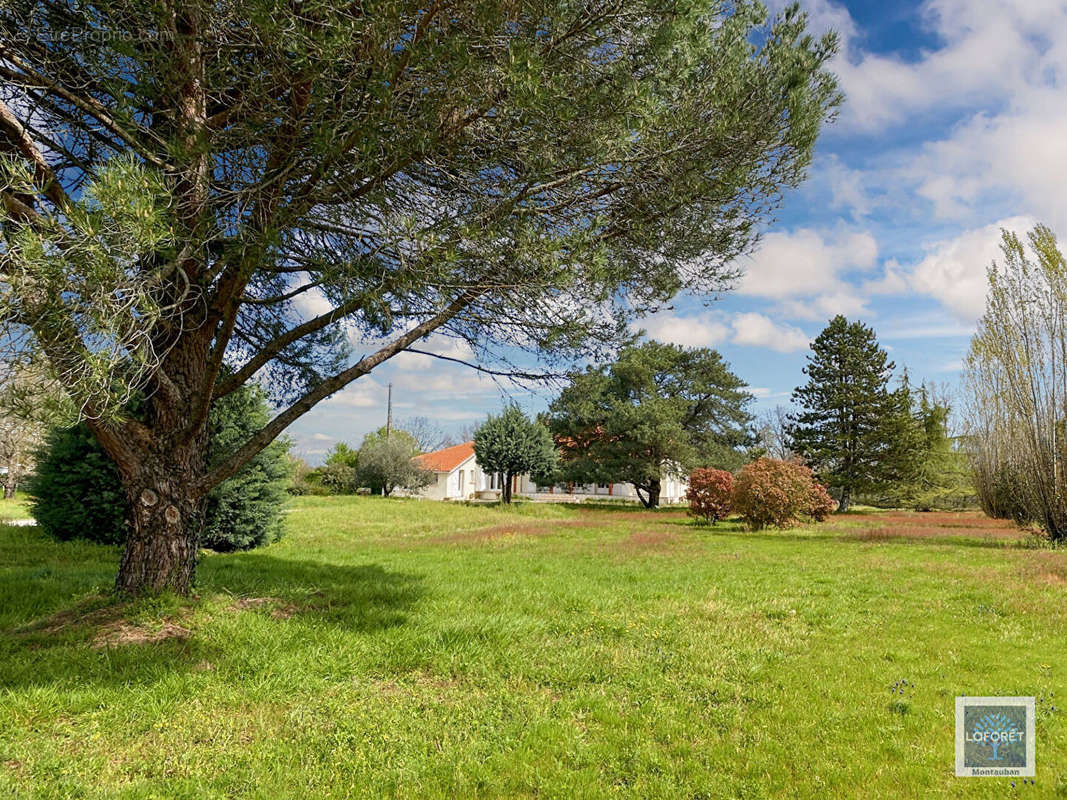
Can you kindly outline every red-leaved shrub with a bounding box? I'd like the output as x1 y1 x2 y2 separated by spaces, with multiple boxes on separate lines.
733 458 836 530
686 468 734 523
808 481 837 521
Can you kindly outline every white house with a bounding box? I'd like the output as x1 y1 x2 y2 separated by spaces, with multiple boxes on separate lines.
411 441 687 503
412 441 488 501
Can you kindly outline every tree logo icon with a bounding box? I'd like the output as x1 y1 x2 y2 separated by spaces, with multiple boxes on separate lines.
956 697 1035 777
971 712 1019 760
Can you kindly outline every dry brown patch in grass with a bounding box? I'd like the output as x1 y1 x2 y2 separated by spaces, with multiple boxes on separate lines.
433 519 588 544
1020 551 1067 585
620 530 680 551
573 508 687 524
12 599 198 649
16 598 126 636
838 511 1026 543
91 619 192 649
2 759 28 782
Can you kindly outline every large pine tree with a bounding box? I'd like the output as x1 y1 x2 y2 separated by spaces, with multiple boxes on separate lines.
788 316 916 511
546 341 753 508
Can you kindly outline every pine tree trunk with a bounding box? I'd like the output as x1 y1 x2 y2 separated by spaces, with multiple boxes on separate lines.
114 447 206 596
837 486 851 513
647 477 661 509
2 482 13 500
108 444 217 594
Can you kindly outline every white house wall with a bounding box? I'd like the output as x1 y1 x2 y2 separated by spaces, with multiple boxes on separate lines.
410 450 689 503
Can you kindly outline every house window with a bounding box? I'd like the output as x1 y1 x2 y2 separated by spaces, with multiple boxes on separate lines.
458 470 465 493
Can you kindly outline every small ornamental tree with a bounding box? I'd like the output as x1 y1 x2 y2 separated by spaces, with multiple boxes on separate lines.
474 406 558 503
27 424 128 544
732 458 834 530
355 430 433 496
686 468 734 524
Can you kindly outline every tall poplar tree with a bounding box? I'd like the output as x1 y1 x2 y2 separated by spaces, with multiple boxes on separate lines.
788 316 915 511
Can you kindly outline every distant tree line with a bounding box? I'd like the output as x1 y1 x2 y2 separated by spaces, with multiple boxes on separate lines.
293 423 437 497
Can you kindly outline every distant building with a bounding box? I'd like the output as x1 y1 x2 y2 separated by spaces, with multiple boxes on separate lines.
412 441 490 501
411 441 687 503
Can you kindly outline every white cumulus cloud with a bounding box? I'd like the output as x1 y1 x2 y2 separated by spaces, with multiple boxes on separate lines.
909 216 1033 321
737 227 878 299
729 313 811 353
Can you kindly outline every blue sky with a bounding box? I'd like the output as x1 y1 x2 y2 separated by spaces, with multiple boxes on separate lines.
288 0 1067 462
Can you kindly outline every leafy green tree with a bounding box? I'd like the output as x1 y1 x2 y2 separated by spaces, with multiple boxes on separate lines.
317 442 360 494
474 406 558 503
324 443 359 469
29 385 290 550
546 341 753 507
355 428 431 496
318 463 357 495
788 316 918 511
0 2 839 594
875 383 973 510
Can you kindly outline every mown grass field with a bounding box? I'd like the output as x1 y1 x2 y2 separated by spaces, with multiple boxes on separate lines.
1 496 1065 798
0 492 30 521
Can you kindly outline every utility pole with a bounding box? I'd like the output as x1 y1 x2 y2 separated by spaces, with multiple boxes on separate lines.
386 383 393 440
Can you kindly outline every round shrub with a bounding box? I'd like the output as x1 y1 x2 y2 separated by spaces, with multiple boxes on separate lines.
733 458 835 530
686 467 734 523
28 385 290 550
808 480 837 521
199 384 292 551
26 424 128 544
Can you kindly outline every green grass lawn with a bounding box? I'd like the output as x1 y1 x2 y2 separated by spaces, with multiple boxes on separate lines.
1 497 1064 798
0 492 31 521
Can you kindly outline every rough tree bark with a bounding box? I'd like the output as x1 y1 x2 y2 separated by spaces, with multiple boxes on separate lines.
88 343 215 596
837 487 851 513
113 446 207 596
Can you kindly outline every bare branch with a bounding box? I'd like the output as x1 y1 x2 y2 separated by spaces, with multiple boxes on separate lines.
197 288 485 495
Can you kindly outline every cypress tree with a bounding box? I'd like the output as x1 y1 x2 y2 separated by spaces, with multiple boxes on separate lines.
29 385 290 551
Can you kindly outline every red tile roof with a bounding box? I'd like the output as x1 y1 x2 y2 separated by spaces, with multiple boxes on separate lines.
414 441 475 473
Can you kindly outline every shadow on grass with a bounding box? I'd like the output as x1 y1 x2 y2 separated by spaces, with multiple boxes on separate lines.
0 528 424 691
199 551 424 629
